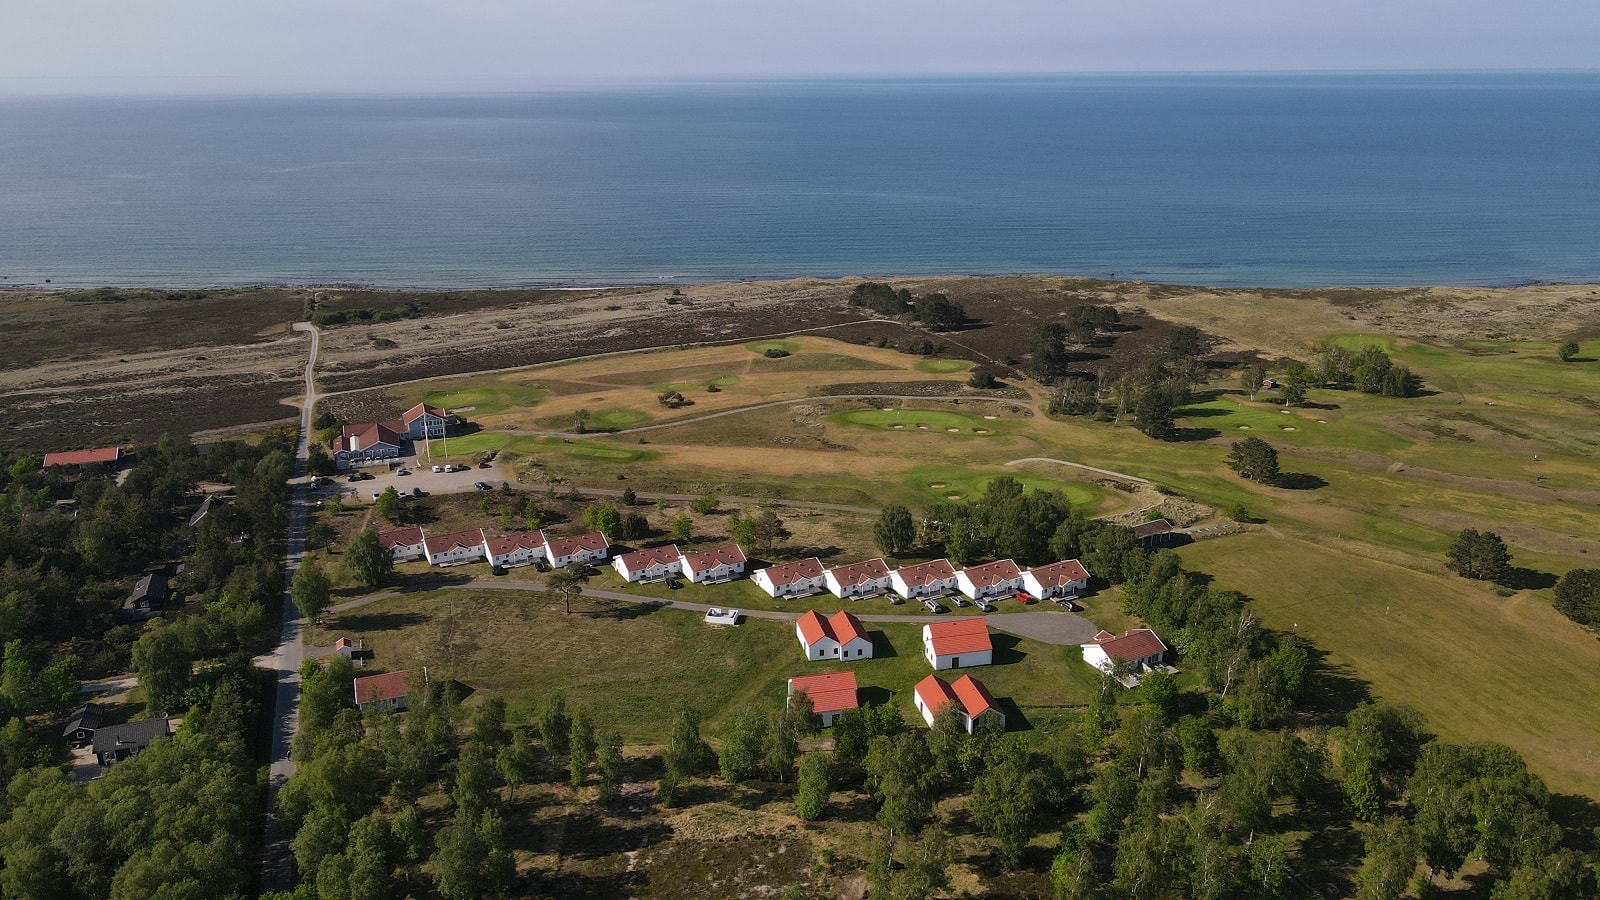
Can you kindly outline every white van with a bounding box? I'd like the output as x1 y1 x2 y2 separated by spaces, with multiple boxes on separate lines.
432 465 443 473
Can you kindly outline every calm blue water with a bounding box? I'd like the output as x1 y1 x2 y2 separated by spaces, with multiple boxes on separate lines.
1 74 1597 289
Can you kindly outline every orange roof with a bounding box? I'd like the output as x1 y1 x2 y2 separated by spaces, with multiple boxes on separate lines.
1094 628 1168 663
788 672 859 715
378 526 425 550
353 671 409 704
423 528 485 555
797 610 831 646
925 618 992 656
334 637 353 649
828 558 891 587
336 421 405 452
914 673 957 716
485 531 547 555
760 558 825 586
828 610 869 645
960 559 1022 589
683 544 746 571
615 544 681 572
546 532 608 558
895 558 957 588
951 674 1000 719
43 446 121 467
1026 559 1090 589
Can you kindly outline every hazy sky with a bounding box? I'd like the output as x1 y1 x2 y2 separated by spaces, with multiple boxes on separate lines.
2 0 1596 95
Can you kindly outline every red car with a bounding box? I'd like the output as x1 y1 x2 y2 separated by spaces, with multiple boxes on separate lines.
1014 591 1036 604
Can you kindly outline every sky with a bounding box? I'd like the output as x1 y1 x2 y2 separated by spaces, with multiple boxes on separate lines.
1 0 1597 96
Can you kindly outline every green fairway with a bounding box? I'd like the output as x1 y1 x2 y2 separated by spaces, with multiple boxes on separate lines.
914 358 972 373
421 383 547 418
1177 533 1600 798
745 339 800 354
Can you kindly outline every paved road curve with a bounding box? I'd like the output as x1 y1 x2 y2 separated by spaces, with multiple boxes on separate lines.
257 321 319 893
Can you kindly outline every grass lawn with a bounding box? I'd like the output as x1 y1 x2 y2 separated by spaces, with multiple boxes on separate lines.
745 339 799 354
1177 532 1600 799
327 589 1099 744
421 383 547 418
914 358 972 374
834 407 1013 434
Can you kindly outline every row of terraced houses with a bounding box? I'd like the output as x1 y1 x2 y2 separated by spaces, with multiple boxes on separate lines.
752 555 1092 603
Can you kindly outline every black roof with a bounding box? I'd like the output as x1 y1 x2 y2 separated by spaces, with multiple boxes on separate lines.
63 703 105 736
126 573 169 606
92 717 169 756
1131 518 1174 538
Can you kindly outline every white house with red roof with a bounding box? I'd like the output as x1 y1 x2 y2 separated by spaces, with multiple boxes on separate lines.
424 528 487 566
353 671 411 712
787 671 859 727
913 673 1005 734
681 544 747 584
378 526 427 563
1081 628 1169 678
922 618 993 670
891 558 959 600
42 446 123 468
402 403 456 440
612 544 683 583
333 421 406 469
753 558 827 598
545 532 609 568
795 610 874 661
1021 559 1091 600
484 531 547 569
824 558 893 599
955 559 1024 600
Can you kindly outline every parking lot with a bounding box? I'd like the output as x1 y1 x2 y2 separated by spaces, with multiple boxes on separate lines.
312 456 514 505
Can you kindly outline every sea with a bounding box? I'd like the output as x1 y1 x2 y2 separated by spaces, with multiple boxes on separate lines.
1 73 1597 289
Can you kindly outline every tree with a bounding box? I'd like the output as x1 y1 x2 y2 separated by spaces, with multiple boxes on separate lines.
537 694 571 757
572 409 590 434
795 752 832 820
873 505 916 556
693 490 718 515
671 512 693 543
1557 340 1579 362
583 504 623 541
719 704 768 783
913 292 966 330
1240 364 1268 400
497 731 537 802
547 565 589 615
967 366 999 389
292 557 332 624
344 529 393 589
1446 528 1512 582
1552 567 1600 627
620 487 637 505
375 486 404 523
569 710 597 788
1133 389 1175 439
1168 325 1204 360
1030 323 1072 383
131 626 191 714
970 737 1042 867
595 730 625 802
1226 437 1281 482
1354 817 1419 900
750 509 785 555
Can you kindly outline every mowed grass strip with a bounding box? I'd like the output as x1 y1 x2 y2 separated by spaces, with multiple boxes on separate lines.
1177 533 1600 798
836 407 1013 434
328 589 1097 743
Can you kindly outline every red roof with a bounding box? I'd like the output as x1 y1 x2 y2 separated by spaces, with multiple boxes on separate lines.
1025 559 1090 589
960 559 1022 589
1094 628 1169 663
788 671 859 715
43 446 122 467
682 544 746 572
423 528 485 555
353 671 409 704
484 530 547 555
334 637 353 649
828 610 868 646
378 526 425 550
895 558 957 588
403 403 451 424
797 610 831 646
336 421 405 453
951 674 1001 719
546 532 608 558
828 558 891 588
924 618 992 656
615 544 681 573
760 558 825 586
914 673 957 715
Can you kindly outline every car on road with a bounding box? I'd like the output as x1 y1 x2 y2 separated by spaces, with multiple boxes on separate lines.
923 598 946 613
473 481 491 491
396 469 408 476
975 599 997 613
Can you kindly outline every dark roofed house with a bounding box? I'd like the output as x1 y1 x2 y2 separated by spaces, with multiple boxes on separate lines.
93 717 170 766
121 572 170 621
188 494 227 528
64 703 105 748
1131 518 1180 548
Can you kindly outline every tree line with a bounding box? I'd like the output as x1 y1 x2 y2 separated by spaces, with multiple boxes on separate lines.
848 283 968 331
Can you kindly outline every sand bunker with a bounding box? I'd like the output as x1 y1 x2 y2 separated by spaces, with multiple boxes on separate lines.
1238 425 1251 429
945 494 962 500
973 428 990 434
946 427 960 432
917 424 929 430
983 415 998 420
1282 426 1297 431
929 482 948 489
890 423 905 429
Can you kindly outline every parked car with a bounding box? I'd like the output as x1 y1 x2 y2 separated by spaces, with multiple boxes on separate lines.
396 469 408 476
412 487 424 497
473 481 491 491
371 491 381 500
952 596 970 607
491 566 507 577
1014 591 1036 605
432 465 444 473
975 599 997 613
666 578 681 590
1055 598 1081 611
359 472 375 481
346 474 361 483
923 598 946 613
534 560 548 572
478 461 493 469
889 595 904 605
